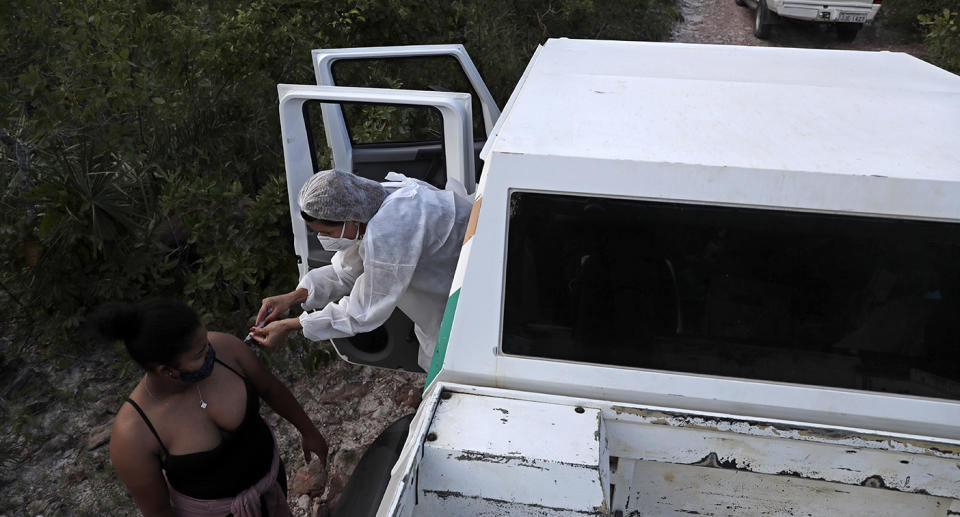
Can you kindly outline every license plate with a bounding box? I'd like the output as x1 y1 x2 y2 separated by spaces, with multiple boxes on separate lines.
838 12 867 22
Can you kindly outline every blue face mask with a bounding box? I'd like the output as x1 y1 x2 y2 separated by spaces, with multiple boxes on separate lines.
176 345 215 383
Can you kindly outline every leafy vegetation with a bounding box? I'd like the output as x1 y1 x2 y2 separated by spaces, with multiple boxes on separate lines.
0 0 678 354
920 8 960 73
876 0 960 72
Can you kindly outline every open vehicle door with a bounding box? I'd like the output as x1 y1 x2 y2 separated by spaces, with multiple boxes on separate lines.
311 44 500 188
277 84 479 372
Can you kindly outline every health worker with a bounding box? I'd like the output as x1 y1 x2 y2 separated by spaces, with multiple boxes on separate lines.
250 169 471 371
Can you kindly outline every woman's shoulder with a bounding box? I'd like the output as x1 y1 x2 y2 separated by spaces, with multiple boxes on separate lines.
208 331 265 379
111 395 160 452
208 331 247 369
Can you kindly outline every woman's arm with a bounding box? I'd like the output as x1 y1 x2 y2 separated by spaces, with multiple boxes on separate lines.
110 407 176 517
211 333 328 465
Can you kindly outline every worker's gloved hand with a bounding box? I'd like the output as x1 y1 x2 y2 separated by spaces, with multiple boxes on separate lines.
250 319 298 349
255 289 307 326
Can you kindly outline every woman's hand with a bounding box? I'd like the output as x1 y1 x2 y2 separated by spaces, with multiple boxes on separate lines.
301 427 329 466
255 289 308 326
249 318 300 349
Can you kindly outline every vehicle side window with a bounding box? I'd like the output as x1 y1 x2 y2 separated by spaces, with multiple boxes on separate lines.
503 191 960 401
331 56 486 144
341 103 442 145
302 99 448 188
303 100 334 171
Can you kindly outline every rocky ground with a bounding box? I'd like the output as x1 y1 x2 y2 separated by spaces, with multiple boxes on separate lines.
0 6 936 517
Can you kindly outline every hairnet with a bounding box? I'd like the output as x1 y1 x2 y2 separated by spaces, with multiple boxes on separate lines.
298 169 387 223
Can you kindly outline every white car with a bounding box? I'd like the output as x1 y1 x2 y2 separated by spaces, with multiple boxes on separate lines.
738 0 882 40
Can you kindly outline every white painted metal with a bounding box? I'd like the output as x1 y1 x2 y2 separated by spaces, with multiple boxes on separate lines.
478 44 542 162
497 41 960 193
379 383 960 516
434 39 960 440
312 44 501 172
276 85 474 277
417 392 609 515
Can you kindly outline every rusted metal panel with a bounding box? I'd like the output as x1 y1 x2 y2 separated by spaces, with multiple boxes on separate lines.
620 460 957 516
604 406 960 500
609 407 960 459
416 490 606 516
383 384 960 516
604 420 960 499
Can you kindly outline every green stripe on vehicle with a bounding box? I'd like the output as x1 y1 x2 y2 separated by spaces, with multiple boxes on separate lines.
425 288 460 390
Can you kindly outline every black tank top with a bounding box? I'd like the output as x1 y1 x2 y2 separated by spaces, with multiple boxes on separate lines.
126 358 275 500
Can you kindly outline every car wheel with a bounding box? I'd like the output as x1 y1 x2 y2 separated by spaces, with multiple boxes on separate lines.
736 0 746 6
837 22 862 42
754 0 772 39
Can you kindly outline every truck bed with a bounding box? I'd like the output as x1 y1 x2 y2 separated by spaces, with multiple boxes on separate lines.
381 383 960 516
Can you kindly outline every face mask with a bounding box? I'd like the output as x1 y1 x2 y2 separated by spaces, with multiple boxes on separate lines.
176 345 215 383
317 223 360 252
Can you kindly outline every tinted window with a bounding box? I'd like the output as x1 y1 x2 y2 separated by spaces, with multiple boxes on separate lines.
503 192 960 400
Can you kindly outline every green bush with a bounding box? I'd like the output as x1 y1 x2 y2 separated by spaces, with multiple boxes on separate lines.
0 0 677 353
875 0 954 36
873 0 960 72
920 9 960 73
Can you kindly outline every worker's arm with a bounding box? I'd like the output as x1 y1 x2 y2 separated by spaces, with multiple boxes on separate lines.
251 256 417 348
298 257 417 341
110 407 176 517
210 333 328 465
254 197 427 347
255 245 363 325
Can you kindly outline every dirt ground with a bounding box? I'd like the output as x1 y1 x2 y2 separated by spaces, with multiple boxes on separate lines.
0 6 937 517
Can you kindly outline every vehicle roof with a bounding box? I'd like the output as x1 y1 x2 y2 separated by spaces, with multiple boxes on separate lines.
483 38 960 189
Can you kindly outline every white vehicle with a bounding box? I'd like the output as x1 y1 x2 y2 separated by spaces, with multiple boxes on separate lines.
278 39 960 516
737 0 882 40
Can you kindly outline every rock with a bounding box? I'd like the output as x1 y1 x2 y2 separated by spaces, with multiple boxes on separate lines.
93 395 122 416
296 494 311 511
19 443 41 462
323 447 363 507
41 433 72 453
356 396 380 415
393 387 421 409
85 420 114 451
316 383 369 404
289 456 328 498
65 470 88 485
25 499 48 515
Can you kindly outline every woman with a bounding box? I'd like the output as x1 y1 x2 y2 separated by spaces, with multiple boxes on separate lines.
91 298 327 517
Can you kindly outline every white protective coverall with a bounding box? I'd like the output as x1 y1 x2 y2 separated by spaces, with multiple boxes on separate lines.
296 173 472 370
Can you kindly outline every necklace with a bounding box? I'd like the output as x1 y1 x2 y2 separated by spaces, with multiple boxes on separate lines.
196 384 208 409
142 377 169 405
143 376 207 409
